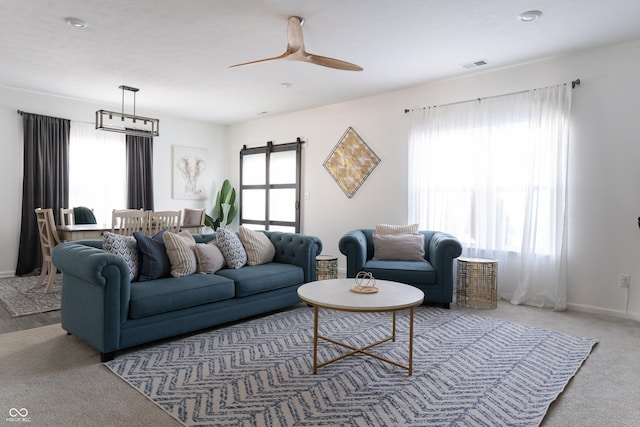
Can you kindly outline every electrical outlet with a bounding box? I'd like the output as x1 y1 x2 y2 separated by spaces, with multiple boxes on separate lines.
618 274 631 288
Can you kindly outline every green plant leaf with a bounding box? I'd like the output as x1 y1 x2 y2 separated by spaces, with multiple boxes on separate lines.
211 179 237 229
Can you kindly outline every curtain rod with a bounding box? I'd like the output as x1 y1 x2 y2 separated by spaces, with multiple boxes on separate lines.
16 109 69 120
404 78 581 114
17 109 94 125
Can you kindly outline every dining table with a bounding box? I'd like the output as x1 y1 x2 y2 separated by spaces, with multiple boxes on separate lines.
56 224 204 241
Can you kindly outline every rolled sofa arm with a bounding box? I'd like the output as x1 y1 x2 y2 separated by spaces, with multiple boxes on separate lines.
338 230 368 278
52 241 131 353
428 231 463 289
265 231 323 283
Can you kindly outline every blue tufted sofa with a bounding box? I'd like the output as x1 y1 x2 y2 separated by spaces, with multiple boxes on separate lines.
52 231 322 362
339 229 462 308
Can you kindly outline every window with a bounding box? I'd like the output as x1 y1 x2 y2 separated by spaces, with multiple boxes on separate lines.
69 122 126 224
240 139 302 233
408 85 573 308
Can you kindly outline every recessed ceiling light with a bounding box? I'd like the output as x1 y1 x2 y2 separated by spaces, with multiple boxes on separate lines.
280 82 293 89
518 10 542 22
65 17 87 28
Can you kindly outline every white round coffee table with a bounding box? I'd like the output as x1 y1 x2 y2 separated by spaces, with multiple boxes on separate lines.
297 278 424 375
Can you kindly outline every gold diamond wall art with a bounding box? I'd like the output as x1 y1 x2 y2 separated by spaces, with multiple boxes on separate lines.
323 127 380 198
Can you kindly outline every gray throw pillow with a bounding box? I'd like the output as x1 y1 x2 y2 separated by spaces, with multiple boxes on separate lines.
372 232 426 261
195 241 225 274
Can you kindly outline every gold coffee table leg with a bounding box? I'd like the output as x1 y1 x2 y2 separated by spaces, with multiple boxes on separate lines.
313 305 319 374
409 306 414 375
392 310 396 342
312 307 415 375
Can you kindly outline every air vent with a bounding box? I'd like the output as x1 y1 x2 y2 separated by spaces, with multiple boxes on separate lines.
462 59 489 69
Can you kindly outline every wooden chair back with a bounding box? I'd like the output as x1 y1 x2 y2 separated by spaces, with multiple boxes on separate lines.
146 210 182 235
35 208 61 293
111 209 146 235
182 208 205 233
60 208 74 226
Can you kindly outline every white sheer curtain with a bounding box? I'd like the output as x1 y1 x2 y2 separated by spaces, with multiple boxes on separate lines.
408 85 573 309
69 122 126 225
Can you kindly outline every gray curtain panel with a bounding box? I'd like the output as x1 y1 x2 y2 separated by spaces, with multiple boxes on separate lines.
126 134 154 210
16 113 69 276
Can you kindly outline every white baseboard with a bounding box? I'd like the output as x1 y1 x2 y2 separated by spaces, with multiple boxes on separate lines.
333 269 639 322
566 302 640 322
0 270 16 279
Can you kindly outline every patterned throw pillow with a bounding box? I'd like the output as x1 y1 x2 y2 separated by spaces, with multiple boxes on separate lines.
195 241 225 274
163 231 197 277
238 226 275 266
103 231 139 281
375 223 419 235
216 228 247 269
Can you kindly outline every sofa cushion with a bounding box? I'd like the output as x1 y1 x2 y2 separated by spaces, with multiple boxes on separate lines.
216 228 247 269
239 226 275 266
215 263 303 297
376 223 419 235
129 274 235 319
195 241 225 274
103 232 139 282
372 233 425 261
363 260 436 285
134 230 171 281
163 231 197 277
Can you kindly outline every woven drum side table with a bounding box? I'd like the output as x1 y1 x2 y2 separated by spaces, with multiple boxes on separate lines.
316 255 338 281
456 257 498 309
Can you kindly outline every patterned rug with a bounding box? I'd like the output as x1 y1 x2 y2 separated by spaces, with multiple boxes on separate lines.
105 307 597 427
0 274 62 317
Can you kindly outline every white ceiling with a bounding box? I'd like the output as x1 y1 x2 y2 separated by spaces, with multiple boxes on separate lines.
2 0 640 124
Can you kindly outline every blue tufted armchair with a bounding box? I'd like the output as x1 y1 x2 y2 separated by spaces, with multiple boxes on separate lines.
339 229 462 308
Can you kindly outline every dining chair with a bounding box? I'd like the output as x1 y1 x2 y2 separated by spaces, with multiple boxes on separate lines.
182 208 205 233
60 208 74 226
111 209 146 235
35 208 62 293
146 210 182 235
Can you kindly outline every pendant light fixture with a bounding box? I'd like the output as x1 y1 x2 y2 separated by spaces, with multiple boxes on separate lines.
96 85 159 137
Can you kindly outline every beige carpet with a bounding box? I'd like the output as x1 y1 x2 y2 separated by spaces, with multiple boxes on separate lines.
1 302 639 426
0 323 177 426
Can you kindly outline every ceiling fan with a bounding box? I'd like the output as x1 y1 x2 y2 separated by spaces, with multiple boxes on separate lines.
229 16 363 71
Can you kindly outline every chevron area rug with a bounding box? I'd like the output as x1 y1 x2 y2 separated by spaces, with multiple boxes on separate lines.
0 274 62 317
105 307 597 427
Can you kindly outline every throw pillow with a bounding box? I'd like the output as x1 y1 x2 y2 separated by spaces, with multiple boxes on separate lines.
195 241 225 274
376 223 419 235
372 232 426 261
163 230 197 277
134 230 171 281
216 228 247 269
103 231 139 281
238 226 275 266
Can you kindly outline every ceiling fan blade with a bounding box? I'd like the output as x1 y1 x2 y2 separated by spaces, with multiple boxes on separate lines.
229 15 362 71
301 51 363 71
228 51 290 68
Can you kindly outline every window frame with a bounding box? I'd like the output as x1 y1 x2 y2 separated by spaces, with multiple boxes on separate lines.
239 139 303 232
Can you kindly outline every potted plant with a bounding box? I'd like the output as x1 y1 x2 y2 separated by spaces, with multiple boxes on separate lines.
205 179 237 230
